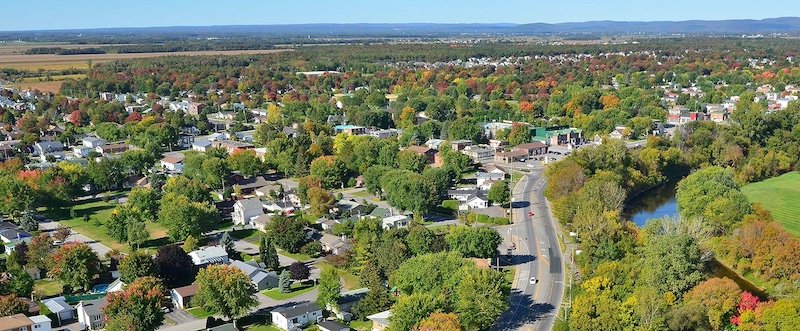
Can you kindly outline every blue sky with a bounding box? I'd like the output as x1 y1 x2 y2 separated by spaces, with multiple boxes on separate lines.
3 0 799 31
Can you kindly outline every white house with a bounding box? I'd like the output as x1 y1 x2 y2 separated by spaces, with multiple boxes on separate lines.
188 246 229 266
229 260 279 291
192 140 213 152
82 136 107 149
170 284 198 309
73 146 92 158
232 198 265 226
160 154 185 173
271 302 323 331
461 195 490 210
42 296 74 324
76 298 106 331
319 234 350 255
366 310 391 331
30 315 51 331
476 172 505 188
381 215 410 230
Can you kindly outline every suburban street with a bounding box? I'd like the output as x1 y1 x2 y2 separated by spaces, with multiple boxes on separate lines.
494 169 565 331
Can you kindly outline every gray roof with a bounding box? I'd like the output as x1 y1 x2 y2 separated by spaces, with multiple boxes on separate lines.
369 207 390 218
193 140 213 147
235 198 263 211
43 297 72 313
317 320 349 331
272 302 321 318
79 297 107 317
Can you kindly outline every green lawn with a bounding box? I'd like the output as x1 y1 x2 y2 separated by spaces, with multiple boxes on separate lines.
34 279 63 298
187 307 213 319
244 325 282 331
316 262 361 290
40 194 169 253
277 249 313 262
230 229 312 262
742 172 800 236
262 282 316 300
349 320 373 331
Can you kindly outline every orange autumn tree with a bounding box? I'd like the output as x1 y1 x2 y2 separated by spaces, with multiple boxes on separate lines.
414 313 463 331
49 242 100 292
104 276 166 331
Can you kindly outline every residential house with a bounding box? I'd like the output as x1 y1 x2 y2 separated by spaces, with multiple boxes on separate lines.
0 314 38 331
483 122 514 139
404 145 436 164
230 175 273 196
318 320 350 331
381 215 410 230
334 125 367 135
271 302 323 331
531 127 584 147
367 207 391 220
335 288 369 321
365 128 396 139
33 141 64 156
461 145 494 162
424 139 446 150
41 297 74 324
0 222 30 244
73 146 92 158
608 126 629 140
482 164 507 176
160 154 185 173
95 143 128 156
512 142 548 157
170 284 198 309
263 200 295 216
76 297 107 331
29 316 50 331
254 184 283 198
192 140 213 152
0 144 15 161
450 140 472 151
251 214 273 232
82 137 107 149
204 318 235 331
212 140 255 154
319 234 350 255
447 189 489 210
188 246 229 266
232 198 265 226
476 172 505 189
187 102 205 117
366 310 391 331
228 130 256 143
229 260 278 291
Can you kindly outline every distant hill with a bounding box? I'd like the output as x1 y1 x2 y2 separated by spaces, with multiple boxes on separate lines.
4 17 800 37
511 17 800 34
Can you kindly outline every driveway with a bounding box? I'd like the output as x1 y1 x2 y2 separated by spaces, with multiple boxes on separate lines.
165 309 197 325
39 221 113 257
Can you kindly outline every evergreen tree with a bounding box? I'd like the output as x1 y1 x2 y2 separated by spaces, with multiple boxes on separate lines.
261 236 280 271
278 270 291 293
220 232 235 256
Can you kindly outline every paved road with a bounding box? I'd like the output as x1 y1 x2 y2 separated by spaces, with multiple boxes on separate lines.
493 170 565 331
39 221 113 257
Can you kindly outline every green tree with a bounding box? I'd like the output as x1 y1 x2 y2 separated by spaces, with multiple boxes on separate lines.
3 268 33 297
317 268 342 312
220 232 235 257
265 216 306 253
158 193 217 241
397 150 427 172
455 268 509 330
183 235 199 252
686 277 742 331
227 150 263 178
676 166 751 233
278 270 291 293
119 250 156 283
194 265 257 326
309 156 346 189
104 276 166 331
128 187 160 222
406 226 437 256
487 180 510 205
259 236 280 271
49 242 100 292
308 187 335 217
380 170 438 214
0 175 34 216
364 165 392 195
391 252 466 295
641 233 704 297
390 293 445 331
444 226 502 258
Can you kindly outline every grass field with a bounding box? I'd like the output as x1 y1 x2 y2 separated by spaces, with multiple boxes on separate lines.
41 193 169 253
34 279 63 298
0 49 290 70
186 307 213 319
261 282 316 300
742 171 800 236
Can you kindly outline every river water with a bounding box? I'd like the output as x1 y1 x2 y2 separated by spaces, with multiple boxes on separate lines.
625 180 679 226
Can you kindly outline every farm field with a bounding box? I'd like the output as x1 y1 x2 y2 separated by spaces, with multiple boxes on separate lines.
742 171 800 236
0 49 291 70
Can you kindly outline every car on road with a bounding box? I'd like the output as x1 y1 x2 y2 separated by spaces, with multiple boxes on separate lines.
527 163 535 168
529 277 539 285
528 211 535 217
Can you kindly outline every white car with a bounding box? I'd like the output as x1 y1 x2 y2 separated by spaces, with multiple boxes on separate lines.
527 163 535 168
529 277 539 285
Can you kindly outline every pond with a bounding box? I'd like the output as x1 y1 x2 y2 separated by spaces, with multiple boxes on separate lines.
624 180 679 227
